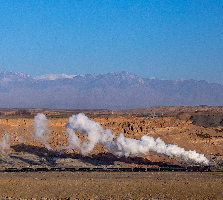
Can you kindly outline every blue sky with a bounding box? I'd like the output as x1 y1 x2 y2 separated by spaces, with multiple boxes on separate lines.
0 0 223 84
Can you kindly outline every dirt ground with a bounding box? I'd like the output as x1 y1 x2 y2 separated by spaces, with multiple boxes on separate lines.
0 171 223 199
0 107 223 199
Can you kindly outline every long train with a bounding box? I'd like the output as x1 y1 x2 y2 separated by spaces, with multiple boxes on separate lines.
2 165 219 172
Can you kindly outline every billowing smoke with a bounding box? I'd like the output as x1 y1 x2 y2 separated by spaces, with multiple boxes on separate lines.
65 113 209 165
106 133 209 165
65 113 115 154
0 133 10 154
32 113 51 150
66 128 81 150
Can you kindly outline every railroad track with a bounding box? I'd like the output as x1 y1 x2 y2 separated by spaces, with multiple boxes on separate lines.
1 165 216 172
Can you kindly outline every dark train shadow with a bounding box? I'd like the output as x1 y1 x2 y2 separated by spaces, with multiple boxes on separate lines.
10 155 41 166
11 144 63 167
90 152 168 167
10 143 169 167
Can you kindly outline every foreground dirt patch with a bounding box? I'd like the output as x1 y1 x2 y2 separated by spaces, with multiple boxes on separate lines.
0 172 222 199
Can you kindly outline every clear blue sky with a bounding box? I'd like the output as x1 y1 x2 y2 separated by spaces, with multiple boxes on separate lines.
0 0 223 84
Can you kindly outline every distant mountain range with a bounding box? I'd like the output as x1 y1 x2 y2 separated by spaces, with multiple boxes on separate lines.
0 71 222 109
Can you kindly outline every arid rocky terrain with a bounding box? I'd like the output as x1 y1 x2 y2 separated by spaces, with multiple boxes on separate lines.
0 106 223 199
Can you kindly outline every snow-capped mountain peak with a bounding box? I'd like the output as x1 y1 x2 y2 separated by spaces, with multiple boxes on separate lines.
33 73 77 80
0 71 222 109
0 71 31 81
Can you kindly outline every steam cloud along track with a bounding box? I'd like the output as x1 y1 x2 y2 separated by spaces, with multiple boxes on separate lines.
0 113 209 171
34 113 209 165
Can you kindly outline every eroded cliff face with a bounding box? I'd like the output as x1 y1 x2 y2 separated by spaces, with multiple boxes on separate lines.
0 115 222 159
95 116 223 156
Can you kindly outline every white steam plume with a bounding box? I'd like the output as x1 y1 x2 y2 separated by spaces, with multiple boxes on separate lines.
0 133 10 154
32 113 51 150
65 113 209 165
66 128 81 150
106 134 209 165
65 113 115 154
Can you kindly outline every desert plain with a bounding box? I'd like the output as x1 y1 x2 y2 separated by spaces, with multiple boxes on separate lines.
0 106 223 199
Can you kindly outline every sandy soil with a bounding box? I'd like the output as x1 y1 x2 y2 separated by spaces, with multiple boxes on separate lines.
0 172 223 199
